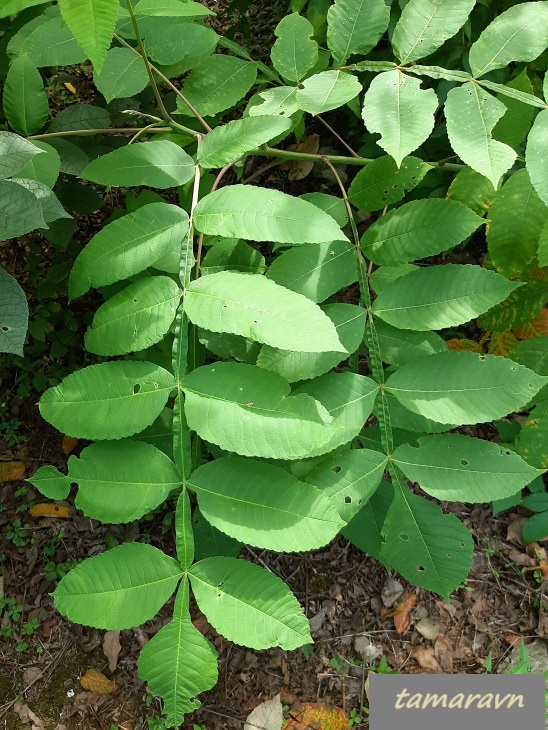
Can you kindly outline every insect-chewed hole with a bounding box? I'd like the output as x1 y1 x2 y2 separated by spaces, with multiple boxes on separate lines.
417 565 425 572
344 496 352 504
400 532 409 542
133 383 141 394
1 325 9 331
461 459 468 466
447 553 452 558
332 465 342 474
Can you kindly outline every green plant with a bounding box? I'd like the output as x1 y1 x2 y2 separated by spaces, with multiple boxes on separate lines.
1 0 548 726
6 518 29 547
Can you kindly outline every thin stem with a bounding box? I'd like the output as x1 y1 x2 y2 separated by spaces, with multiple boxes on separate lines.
317 115 360 158
125 0 171 123
28 127 168 140
257 146 464 171
113 33 212 133
194 162 235 277
321 155 393 455
128 121 163 144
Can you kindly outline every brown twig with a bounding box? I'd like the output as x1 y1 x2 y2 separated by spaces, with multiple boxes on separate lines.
317 114 360 158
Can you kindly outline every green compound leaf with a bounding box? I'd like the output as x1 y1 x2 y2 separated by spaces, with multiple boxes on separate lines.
12 179 70 226
517 401 548 469
84 276 181 356
372 264 519 331
54 543 183 630
178 56 257 117
492 69 536 149
445 83 517 188
58 0 118 72
539 219 548 267
508 336 548 398
374 319 447 368
360 198 484 266
297 371 379 456
183 362 340 460
134 0 214 17
257 303 365 383
369 264 418 294
381 477 473 600
305 449 387 522
0 133 44 180
93 47 149 102
382 391 450 434
526 108 548 207
296 71 362 115
146 23 218 65
175 490 194 570
266 240 357 303
348 156 430 212
185 271 346 353
189 557 312 650
342 480 393 560
392 0 476 64
362 71 437 167
393 434 542 502
39 361 176 440
0 0 49 18
326 0 389 66
385 351 547 426
68 441 181 523
189 457 344 551
49 103 110 132
69 203 188 299
197 116 292 169
82 141 195 189
469 1 548 78
3 55 48 136
13 141 61 188
248 87 300 118
446 166 495 216
24 14 88 67
193 507 242 561
487 169 547 279
271 14 318 83
0 179 46 241
194 185 348 244
300 193 348 228
26 466 71 501
201 239 265 276
0 268 29 355
137 581 218 726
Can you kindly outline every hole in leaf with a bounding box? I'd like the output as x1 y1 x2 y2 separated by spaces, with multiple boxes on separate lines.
217 593 222 598
479 354 485 361
417 565 425 572
460 542 465 548
505 450 511 455
357 500 362 506
447 553 452 558
332 465 342 474
344 496 352 504
400 532 409 542
133 384 141 394
460 459 468 466
1 325 9 332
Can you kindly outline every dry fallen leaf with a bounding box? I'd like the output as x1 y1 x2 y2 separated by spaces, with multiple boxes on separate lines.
80 668 115 694
0 461 25 482
382 592 416 634
29 503 70 519
284 703 348 730
102 630 121 672
62 436 78 455
415 617 440 641
280 134 320 181
411 646 442 673
381 577 403 608
63 82 77 93
245 694 283 730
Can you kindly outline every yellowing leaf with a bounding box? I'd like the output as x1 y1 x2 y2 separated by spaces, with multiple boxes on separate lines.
29 503 70 519
446 338 482 353
64 82 77 93
80 668 116 694
488 331 517 356
0 461 25 482
515 307 548 340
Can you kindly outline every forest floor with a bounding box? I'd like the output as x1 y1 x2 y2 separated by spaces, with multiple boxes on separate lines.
2 1 548 728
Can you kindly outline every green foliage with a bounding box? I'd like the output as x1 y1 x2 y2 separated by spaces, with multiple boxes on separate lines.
2 0 548 724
